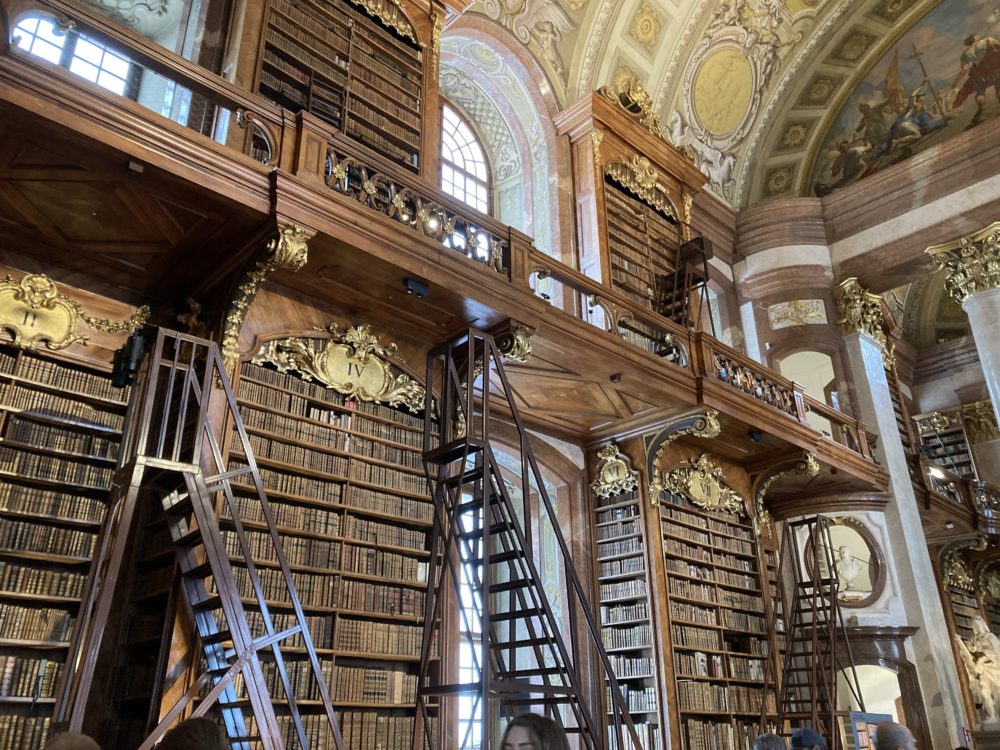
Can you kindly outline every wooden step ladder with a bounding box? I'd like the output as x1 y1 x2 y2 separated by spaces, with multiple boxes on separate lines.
412 328 643 750
766 515 865 748
56 328 342 750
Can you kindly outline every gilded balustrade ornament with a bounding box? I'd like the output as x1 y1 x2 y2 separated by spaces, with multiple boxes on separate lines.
605 156 677 220
590 130 603 179
0 273 148 350
927 221 1000 305
835 277 887 349
591 443 639 498
253 324 425 412
660 454 744 515
648 410 721 506
713 351 796 415
222 224 310 375
964 400 1000 445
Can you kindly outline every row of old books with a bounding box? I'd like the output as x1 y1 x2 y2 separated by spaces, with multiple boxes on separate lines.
0 605 74 642
720 609 765 633
682 718 734 750
674 651 724 679
338 579 423 617
223 528 343 569
333 663 416 703
0 560 87 599
607 683 657 713
344 514 426 551
345 122 417 167
608 654 653 679
345 486 432 523
601 601 648 626
671 601 717 626
669 578 715 603
0 446 113 488
599 556 645 579
341 543 427 582
335 618 422 657
0 716 49 750
608 721 660 750
240 432 351 477
231 564 336 609
0 655 58 697
225 494 342 536
603 623 651 651
12 355 125 402
0 518 96 558
4 385 124 431
246 611 334 650
596 517 641 542
347 99 418 148
6 417 118 459
0 485 104 524
600 579 646 601
596 536 643 560
672 624 720 651
230 460 343 500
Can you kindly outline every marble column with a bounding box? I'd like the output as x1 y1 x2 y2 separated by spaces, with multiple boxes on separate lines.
928 222 1000 428
836 279 970 748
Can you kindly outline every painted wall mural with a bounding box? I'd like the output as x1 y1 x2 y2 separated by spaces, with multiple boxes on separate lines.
810 0 1000 196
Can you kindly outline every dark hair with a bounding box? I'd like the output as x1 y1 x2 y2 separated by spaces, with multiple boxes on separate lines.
874 722 913 750
45 733 101 750
753 732 787 750
791 727 827 750
155 718 228 750
500 714 571 750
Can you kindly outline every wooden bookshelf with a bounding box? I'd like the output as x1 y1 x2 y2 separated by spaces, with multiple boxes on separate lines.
0 344 127 749
592 486 661 749
948 585 980 640
257 0 423 172
226 358 433 748
658 489 777 750
604 180 680 312
913 409 977 479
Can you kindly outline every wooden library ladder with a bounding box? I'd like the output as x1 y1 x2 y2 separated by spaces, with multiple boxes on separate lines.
413 327 644 750
55 328 342 750
767 515 865 748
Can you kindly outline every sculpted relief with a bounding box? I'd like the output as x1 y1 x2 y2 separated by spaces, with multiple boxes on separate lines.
481 0 582 85
957 616 1000 724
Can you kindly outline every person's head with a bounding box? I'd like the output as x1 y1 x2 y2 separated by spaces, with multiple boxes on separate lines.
753 732 787 750
500 714 571 750
875 721 916 750
155 718 227 750
45 733 101 750
791 727 827 750
966 34 979 47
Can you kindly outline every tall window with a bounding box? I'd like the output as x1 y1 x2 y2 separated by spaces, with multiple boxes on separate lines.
441 104 490 214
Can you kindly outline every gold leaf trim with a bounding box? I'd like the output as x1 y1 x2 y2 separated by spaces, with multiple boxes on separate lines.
597 79 665 141
590 129 603 180
648 410 720 506
254 324 425 413
927 220 1000 305
346 0 416 43
606 155 677 220
661 454 744 515
0 274 147 351
753 454 820 531
591 442 639 499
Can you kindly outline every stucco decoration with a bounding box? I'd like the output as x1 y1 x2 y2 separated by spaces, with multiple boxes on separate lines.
809 0 1000 197
440 65 521 181
632 6 662 50
480 0 580 88
767 299 828 329
668 0 805 198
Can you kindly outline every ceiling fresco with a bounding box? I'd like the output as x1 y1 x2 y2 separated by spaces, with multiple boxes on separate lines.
449 0 992 208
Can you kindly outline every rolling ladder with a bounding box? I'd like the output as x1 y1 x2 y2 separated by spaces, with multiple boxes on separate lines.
766 515 865 749
57 328 341 749
413 328 643 750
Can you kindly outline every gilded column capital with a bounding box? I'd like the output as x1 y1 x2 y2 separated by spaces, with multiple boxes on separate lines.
834 277 886 348
927 221 1000 305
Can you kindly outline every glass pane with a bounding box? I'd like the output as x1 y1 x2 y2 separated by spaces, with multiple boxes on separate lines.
69 58 100 82
73 37 103 64
32 39 64 64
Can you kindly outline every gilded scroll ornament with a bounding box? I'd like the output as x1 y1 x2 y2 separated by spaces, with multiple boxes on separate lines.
346 0 416 42
963 400 1000 445
254 324 425 413
662 454 744 514
222 224 310 375
834 277 887 348
927 221 1000 305
0 274 148 350
597 79 665 140
432 13 444 68
590 130 603 179
916 410 959 436
752 453 820 531
494 325 532 362
591 443 639 498
605 156 676 220
943 548 976 591
649 410 720 506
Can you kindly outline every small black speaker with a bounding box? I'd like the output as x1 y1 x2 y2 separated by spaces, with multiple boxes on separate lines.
111 330 145 388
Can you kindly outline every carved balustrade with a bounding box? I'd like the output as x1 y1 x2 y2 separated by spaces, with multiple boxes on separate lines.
802 395 877 459
2 0 285 166
325 138 511 278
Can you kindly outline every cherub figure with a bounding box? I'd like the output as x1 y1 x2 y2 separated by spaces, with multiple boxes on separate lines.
957 616 1000 723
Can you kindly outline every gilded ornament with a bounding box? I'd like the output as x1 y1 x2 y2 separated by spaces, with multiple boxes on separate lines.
943 548 976 591
916 410 959 436
591 443 639 498
494 325 532 362
781 122 810 149
764 166 794 196
963 401 1000 445
254 324 425 412
605 156 676 219
432 13 444 68
767 299 827 330
222 224 310 375
631 6 661 49
648 410 721 505
590 129 603 179
345 0 416 42
835 277 887 349
927 221 1000 306
598 78 666 141
661 454 744 514
0 274 148 351
753 453 820 531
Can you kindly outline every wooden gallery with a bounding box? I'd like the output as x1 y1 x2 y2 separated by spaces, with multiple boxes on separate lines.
0 0 998 747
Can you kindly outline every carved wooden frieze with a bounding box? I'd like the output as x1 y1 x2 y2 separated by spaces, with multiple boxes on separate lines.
253 324 425 413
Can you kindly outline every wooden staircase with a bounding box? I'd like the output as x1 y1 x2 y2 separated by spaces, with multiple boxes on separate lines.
57 328 341 750
413 328 643 750
767 515 865 748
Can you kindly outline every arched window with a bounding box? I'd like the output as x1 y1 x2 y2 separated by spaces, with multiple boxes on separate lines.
441 103 490 214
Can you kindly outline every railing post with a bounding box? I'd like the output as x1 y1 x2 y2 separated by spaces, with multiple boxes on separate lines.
291 112 329 186
792 383 808 422
506 227 533 287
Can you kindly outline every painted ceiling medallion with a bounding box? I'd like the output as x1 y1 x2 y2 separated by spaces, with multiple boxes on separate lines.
631 6 662 49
